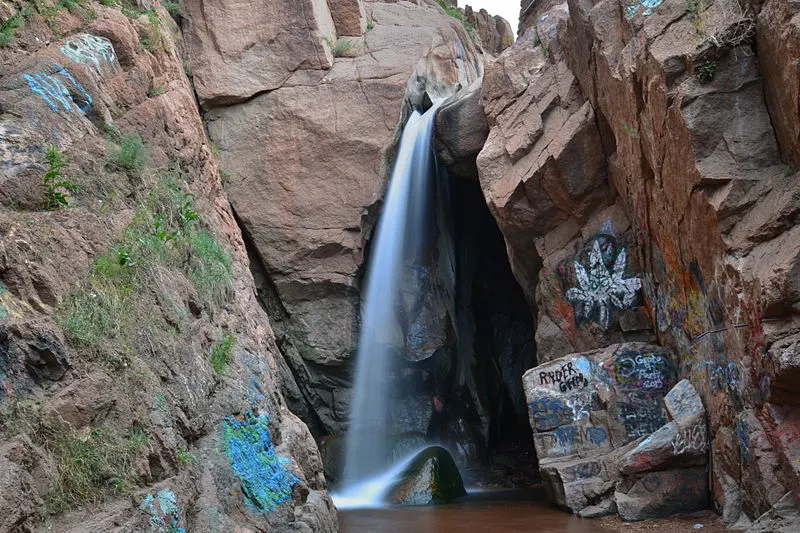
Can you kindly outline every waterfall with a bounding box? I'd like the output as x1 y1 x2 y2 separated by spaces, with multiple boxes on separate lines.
334 103 441 508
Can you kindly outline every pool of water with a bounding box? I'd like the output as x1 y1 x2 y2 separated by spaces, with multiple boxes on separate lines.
339 488 616 533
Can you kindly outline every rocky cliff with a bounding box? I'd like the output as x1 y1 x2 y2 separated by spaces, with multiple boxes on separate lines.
0 0 517 530
440 0 800 527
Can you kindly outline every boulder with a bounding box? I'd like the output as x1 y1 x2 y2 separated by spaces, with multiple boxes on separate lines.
523 343 678 515
747 492 800 533
388 446 466 506
435 79 489 179
615 467 709 521
620 380 708 474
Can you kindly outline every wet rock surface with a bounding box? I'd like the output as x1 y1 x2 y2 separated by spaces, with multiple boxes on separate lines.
387 445 467 506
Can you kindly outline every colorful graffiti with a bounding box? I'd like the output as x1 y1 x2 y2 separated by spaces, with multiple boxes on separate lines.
22 64 92 113
565 238 642 330
138 488 186 533
60 34 116 73
610 347 673 391
221 412 299 512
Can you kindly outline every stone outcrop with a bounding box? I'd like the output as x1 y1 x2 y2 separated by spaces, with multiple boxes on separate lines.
196 0 484 435
464 6 514 54
0 2 335 531
524 347 710 519
474 0 800 525
387 445 467 505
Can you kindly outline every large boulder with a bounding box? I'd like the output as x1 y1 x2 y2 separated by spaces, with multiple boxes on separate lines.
202 0 484 434
387 446 467 506
523 343 678 514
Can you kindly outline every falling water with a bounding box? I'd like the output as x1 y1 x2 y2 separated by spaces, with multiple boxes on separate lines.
334 103 441 508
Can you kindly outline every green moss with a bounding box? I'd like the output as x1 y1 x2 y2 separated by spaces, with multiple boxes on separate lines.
0 14 22 47
210 334 235 374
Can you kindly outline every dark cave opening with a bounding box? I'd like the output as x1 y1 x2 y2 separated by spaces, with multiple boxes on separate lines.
446 173 539 486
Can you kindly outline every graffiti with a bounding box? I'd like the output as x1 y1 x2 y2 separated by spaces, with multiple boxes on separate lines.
666 380 703 420
672 423 708 455
625 0 664 18
22 64 92 113
619 401 667 438
565 239 641 330
139 488 186 533
613 349 671 390
530 398 574 430
574 461 602 479
538 424 610 456
566 392 594 422
538 361 589 392
698 357 740 391
248 375 266 406
60 34 116 72
736 417 750 462
221 412 299 512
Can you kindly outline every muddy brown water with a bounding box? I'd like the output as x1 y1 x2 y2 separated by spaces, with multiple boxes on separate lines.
339 488 729 533
338 488 614 533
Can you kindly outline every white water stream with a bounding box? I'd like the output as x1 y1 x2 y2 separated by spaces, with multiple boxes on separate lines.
333 104 441 509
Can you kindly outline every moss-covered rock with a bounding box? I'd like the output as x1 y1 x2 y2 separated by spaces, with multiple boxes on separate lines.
388 446 466 505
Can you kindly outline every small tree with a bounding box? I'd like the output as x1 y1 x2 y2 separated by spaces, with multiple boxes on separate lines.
42 145 77 210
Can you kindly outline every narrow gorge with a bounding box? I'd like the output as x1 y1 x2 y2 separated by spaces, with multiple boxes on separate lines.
0 0 798 532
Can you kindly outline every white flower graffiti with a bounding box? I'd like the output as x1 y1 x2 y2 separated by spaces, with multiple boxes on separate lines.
565 240 642 329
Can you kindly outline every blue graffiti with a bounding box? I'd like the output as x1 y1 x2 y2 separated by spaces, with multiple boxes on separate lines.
222 412 299 512
248 375 266 406
138 488 186 533
553 425 578 447
22 64 92 113
586 426 609 446
736 417 750 462
530 398 573 430
626 0 664 18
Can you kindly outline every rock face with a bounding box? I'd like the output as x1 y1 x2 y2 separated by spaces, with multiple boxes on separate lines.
196 0 484 435
387 445 467 505
0 2 335 531
475 0 800 525
464 6 514 54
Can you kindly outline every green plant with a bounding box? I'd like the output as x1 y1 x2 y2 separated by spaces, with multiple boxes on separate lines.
57 176 233 368
112 132 148 175
686 0 706 31
696 60 719 83
434 0 477 40
210 334 235 374
176 447 195 467
140 9 166 52
148 84 165 97
622 123 640 138
42 145 78 210
162 0 182 16
42 422 150 514
366 18 375 30
99 0 116 5
0 14 22 47
327 37 352 57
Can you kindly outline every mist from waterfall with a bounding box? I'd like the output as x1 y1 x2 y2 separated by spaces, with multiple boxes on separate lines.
334 103 441 508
